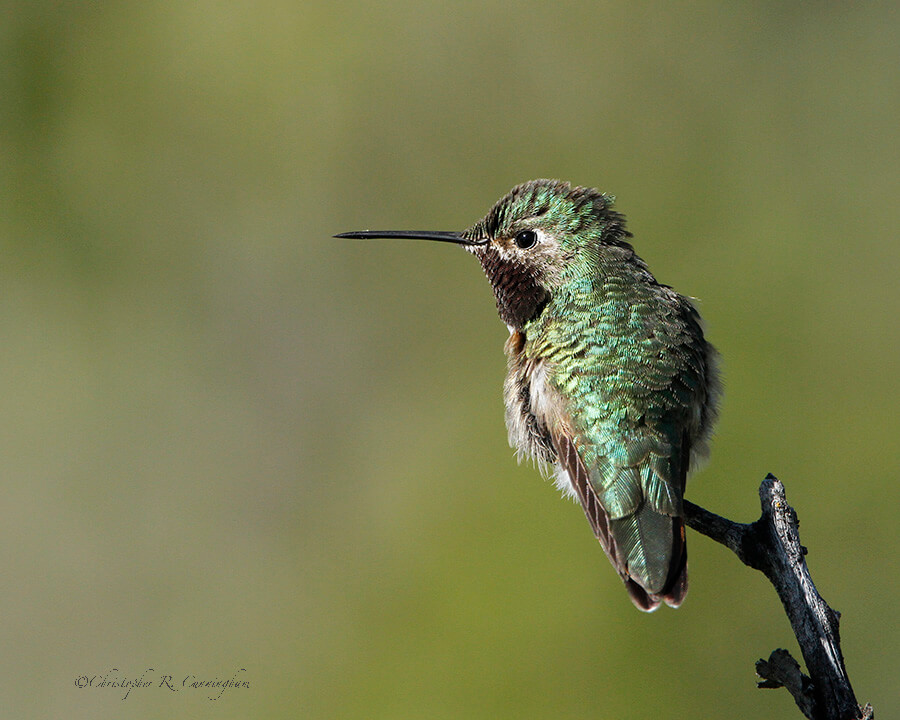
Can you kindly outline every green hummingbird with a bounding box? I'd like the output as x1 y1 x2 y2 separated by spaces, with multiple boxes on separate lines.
336 179 720 611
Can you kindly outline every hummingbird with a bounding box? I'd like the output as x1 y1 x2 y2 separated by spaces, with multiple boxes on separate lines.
336 179 719 611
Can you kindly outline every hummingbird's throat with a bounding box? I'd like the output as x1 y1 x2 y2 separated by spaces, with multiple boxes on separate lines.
474 246 549 329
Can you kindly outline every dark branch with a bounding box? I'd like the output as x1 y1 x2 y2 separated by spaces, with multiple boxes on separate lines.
683 474 873 720
756 648 819 719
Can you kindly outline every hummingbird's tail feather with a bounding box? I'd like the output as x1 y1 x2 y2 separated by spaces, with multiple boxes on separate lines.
658 434 691 608
623 577 660 611
611 505 689 611
661 518 688 608
622 525 687 610
555 432 688 611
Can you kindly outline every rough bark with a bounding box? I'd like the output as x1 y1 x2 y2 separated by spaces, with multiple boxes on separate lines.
683 474 874 720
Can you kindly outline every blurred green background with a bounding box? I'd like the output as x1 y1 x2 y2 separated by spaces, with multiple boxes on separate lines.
2 2 897 718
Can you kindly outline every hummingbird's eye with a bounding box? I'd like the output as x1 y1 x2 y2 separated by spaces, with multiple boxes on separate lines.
514 230 538 249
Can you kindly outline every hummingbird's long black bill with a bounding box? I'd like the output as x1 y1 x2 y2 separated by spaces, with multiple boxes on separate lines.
334 230 487 246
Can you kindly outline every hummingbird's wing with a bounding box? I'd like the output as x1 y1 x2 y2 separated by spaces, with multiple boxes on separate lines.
554 432 619 574
554 428 688 612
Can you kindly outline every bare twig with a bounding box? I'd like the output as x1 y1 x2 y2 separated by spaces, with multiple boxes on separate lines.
683 474 873 720
756 648 818 719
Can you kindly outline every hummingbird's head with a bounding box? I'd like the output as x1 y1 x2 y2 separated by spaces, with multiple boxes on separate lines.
335 179 633 330
461 179 632 329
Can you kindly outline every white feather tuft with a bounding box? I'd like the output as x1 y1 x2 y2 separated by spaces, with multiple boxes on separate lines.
553 463 578 501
